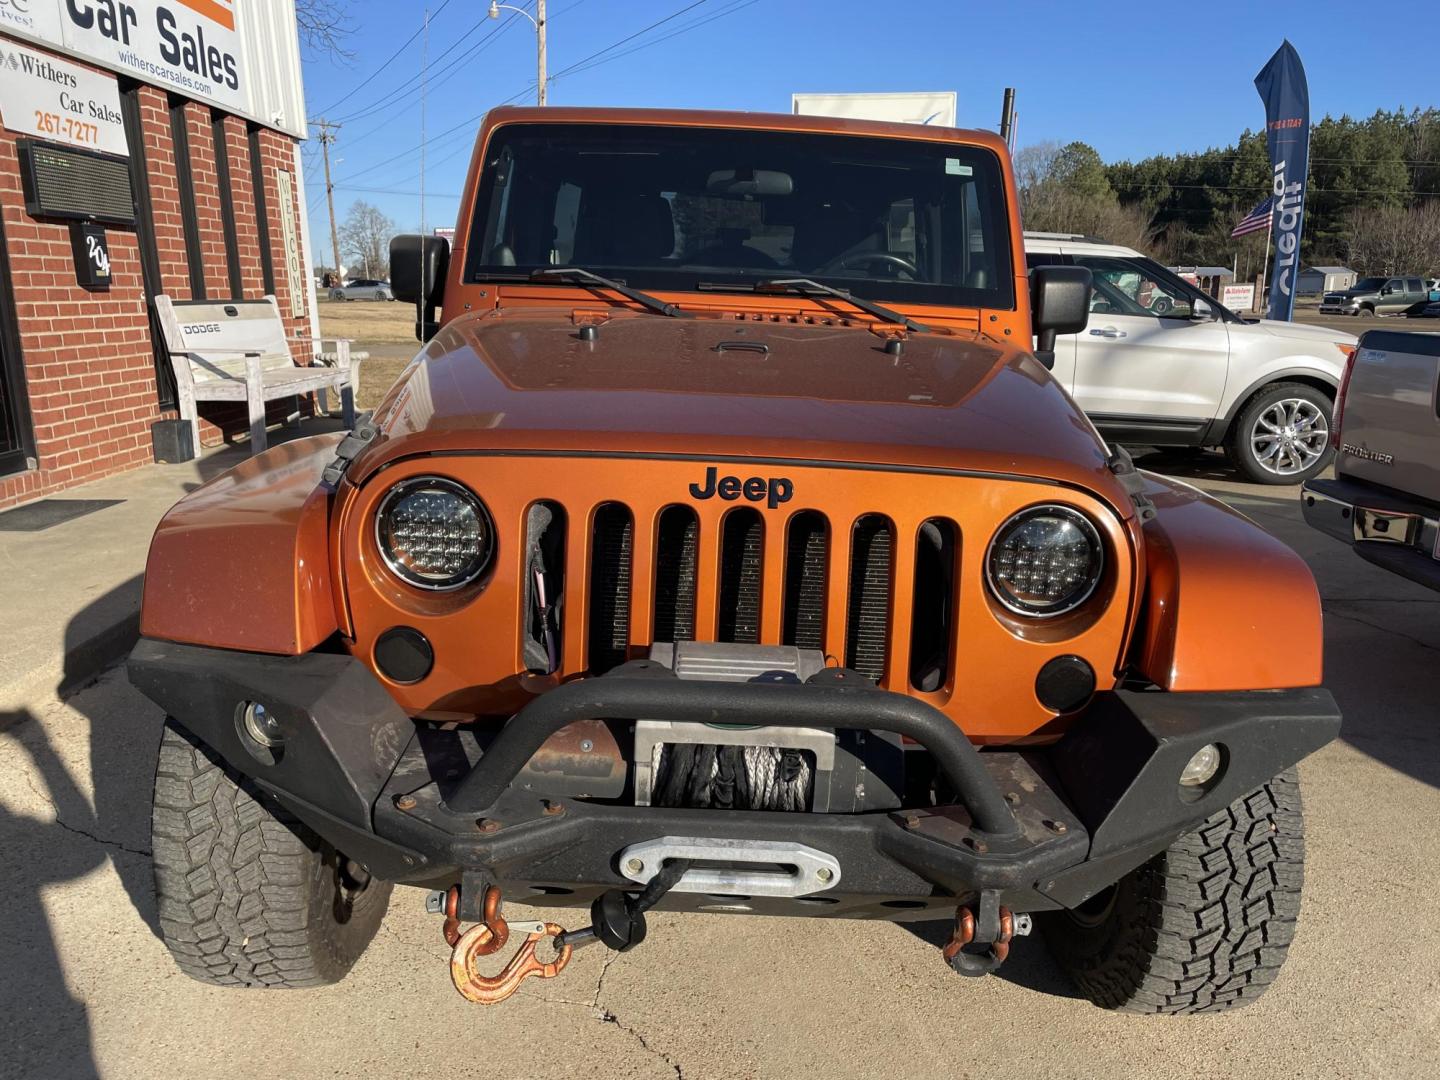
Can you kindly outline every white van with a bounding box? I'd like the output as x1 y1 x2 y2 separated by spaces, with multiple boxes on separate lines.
1025 233 1359 484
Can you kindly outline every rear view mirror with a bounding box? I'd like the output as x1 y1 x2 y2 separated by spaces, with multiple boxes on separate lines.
706 168 794 196
1030 265 1093 370
390 234 451 340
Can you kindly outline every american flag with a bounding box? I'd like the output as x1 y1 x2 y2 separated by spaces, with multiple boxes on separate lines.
1231 197 1274 238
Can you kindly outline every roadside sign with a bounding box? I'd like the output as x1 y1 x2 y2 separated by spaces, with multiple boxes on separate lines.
791 92 957 128
1223 283 1257 311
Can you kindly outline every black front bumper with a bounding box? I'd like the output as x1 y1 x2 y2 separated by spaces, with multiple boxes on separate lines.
1303 475 1440 592
128 639 1340 921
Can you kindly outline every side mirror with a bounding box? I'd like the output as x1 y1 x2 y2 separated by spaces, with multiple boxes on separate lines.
1192 299 1218 321
1381 286 1393 295
1030 265 1093 370
390 234 451 340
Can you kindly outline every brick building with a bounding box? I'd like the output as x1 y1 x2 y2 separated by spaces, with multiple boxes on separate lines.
0 1 315 510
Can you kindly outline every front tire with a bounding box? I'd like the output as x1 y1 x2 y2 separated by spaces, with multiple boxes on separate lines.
1225 382 1333 484
151 719 392 987
1042 770 1305 1014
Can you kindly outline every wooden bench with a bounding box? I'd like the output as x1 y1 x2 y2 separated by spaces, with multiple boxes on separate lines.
155 295 359 455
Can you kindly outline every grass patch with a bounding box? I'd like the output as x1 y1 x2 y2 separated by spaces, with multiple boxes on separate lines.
318 297 419 345
357 356 412 411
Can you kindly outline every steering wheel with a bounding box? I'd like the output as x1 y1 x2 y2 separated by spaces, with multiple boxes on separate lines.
823 252 920 280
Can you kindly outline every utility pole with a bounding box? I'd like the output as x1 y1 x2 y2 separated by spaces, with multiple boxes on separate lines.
999 88 1016 150
313 119 342 283
489 1 547 105
537 0 547 105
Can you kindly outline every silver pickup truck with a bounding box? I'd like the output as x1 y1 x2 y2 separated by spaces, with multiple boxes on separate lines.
1302 330 1440 591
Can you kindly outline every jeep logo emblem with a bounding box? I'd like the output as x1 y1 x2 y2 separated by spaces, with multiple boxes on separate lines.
689 466 793 509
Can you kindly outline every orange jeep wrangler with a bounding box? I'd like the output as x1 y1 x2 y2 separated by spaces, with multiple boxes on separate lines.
130 107 1339 1012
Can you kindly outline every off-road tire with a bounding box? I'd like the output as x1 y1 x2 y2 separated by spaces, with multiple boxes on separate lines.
1042 769 1305 1014
1225 381 1333 484
151 719 393 987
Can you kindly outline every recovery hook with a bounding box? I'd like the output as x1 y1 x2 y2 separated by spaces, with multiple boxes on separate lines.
942 894 1027 978
442 883 572 1004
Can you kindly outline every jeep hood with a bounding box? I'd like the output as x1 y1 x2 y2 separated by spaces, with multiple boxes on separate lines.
355 309 1131 509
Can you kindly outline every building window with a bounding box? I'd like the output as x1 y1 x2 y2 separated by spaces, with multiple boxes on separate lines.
248 124 276 295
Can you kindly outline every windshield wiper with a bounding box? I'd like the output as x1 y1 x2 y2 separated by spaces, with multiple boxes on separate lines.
530 267 686 318
699 278 932 333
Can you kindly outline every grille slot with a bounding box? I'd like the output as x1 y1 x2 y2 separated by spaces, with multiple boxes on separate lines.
587 503 633 673
782 511 828 650
522 501 566 674
654 506 699 643
845 515 894 682
910 518 957 692
717 510 764 644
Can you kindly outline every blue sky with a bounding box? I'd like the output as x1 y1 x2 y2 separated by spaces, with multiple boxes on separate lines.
299 1 1431 233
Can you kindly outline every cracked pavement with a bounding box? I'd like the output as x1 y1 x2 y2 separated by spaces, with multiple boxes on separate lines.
3 464 1440 1079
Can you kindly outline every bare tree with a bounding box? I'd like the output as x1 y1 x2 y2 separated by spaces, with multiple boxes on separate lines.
296 0 354 60
338 201 397 280
1346 203 1440 276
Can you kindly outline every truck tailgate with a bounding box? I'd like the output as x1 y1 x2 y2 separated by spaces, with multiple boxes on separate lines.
1338 331 1440 504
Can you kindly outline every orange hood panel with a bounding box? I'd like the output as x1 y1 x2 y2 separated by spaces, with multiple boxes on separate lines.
356 309 1130 512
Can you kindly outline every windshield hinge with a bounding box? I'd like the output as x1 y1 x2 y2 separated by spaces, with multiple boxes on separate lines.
322 414 381 488
1106 445 1156 523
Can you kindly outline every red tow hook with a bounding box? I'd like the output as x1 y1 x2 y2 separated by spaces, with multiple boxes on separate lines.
942 894 1031 977
441 884 574 1005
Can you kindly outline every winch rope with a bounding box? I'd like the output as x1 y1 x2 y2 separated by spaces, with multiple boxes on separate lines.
651 742 813 811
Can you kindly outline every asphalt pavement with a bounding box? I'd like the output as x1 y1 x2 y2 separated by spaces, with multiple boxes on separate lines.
3 452 1439 1080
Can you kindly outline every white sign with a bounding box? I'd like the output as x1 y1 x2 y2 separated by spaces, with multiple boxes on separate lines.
792 92 957 128
0 36 126 153
1 0 246 113
1222 283 1257 311
276 166 305 318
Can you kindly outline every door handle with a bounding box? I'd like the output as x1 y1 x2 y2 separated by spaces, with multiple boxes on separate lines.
1089 327 1128 339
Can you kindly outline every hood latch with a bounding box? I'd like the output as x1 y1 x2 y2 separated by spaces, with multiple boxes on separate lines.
322 414 380 488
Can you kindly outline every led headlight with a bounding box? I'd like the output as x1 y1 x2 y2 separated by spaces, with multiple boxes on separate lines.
986 505 1103 618
376 477 494 590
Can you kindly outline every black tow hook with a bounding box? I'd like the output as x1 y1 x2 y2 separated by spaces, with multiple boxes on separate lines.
557 857 695 953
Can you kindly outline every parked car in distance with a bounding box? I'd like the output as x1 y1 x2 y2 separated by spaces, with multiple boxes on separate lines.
330 278 393 301
1024 233 1358 483
1303 330 1440 592
1318 276 1430 316
1409 301 1440 319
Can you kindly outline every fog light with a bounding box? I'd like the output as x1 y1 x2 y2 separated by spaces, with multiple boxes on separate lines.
240 701 284 748
1179 743 1222 787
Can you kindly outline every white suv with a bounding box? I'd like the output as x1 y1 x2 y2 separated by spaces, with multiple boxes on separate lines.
1025 233 1358 484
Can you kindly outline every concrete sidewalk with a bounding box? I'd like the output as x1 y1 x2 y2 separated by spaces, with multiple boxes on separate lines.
0 418 348 714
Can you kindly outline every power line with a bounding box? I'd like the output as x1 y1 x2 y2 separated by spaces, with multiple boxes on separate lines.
330 4 530 125
554 0 760 82
545 0 713 82
311 0 454 115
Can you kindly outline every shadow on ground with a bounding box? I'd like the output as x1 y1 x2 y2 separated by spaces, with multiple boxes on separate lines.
0 713 103 1080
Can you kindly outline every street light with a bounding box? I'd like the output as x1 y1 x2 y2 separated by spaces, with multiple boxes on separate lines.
488 0 546 106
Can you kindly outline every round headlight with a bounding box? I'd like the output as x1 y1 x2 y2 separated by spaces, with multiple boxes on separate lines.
376 477 494 590
986 505 1103 618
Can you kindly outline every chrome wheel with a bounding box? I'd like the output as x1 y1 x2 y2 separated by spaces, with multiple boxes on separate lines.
1250 397 1328 477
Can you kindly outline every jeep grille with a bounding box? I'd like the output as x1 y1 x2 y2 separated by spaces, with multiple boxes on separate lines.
570 504 953 688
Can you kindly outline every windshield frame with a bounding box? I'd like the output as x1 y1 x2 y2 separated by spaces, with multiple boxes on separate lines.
461 120 1017 313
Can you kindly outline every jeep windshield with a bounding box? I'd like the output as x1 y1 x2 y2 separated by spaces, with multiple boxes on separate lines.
464 122 1015 311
